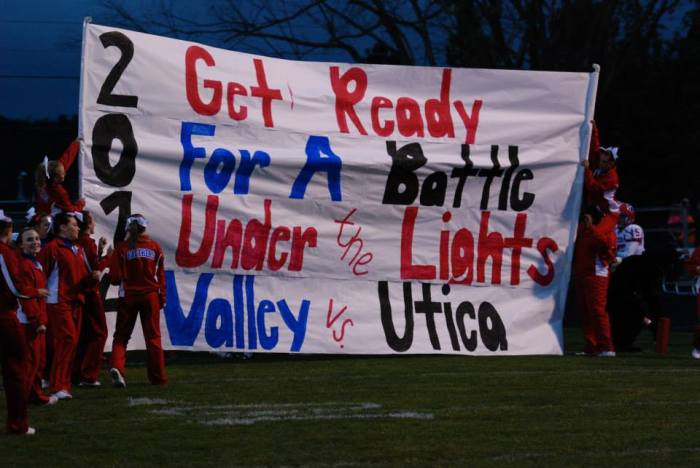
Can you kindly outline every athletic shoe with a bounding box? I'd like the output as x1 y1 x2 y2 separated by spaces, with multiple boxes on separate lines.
40 379 49 390
44 395 59 406
110 368 126 388
692 348 700 359
52 390 72 400
598 351 616 357
78 380 102 388
24 427 36 436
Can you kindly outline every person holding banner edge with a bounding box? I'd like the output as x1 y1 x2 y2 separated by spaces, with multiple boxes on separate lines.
108 214 168 388
34 138 86 215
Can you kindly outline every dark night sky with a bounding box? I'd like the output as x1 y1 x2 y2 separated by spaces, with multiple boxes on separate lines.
1 0 691 120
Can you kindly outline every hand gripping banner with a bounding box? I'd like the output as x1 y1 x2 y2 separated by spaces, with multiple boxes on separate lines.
79 22 598 355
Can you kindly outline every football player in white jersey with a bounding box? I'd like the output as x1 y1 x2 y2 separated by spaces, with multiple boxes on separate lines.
616 203 645 262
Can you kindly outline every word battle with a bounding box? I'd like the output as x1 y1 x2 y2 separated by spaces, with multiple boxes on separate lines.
379 282 507 353
164 272 309 351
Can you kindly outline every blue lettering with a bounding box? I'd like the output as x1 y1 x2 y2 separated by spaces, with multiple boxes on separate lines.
278 299 310 352
257 299 279 350
290 136 343 201
235 150 270 194
180 122 216 191
164 271 212 346
233 274 245 349
204 148 236 193
163 271 309 352
245 275 258 350
204 298 233 347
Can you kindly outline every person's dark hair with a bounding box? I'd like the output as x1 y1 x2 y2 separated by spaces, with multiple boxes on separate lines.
0 219 13 237
79 210 93 235
53 212 75 235
128 213 146 248
16 227 39 249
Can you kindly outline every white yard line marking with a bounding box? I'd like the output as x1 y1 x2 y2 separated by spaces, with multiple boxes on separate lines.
130 399 434 425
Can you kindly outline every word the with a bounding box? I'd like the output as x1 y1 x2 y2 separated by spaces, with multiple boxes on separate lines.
176 195 317 272
164 272 309 351
331 67 482 143
378 282 507 352
400 208 557 286
383 141 534 211
334 208 373 276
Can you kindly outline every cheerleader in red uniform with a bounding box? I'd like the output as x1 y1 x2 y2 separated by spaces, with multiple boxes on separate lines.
108 214 168 387
687 248 700 359
34 139 85 215
0 211 41 434
39 213 98 400
74 211 109 387
16 228 57 406
584 122 620 211
573 208 619 356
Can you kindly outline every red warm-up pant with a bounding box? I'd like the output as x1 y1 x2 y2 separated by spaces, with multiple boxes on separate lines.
48 302 82 393
23 326 49 405
0 314 29 434
110 292 167 385
75 291 107 382
574 275 614 354
694 295 700 350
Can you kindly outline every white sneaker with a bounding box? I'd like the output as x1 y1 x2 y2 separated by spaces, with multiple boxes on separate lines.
24 427 36 436
691 348 700 359
598 351 616 357
110 368 126 388
52 390 73 400
44 395 59 406
40 379 49 391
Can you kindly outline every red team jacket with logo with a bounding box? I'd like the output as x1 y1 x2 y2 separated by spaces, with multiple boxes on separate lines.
573 212 618 278
109 235 166 303
0 242 39 315
36 140 85 215
17 254 48 328
77 233 108 293
39 238 93 305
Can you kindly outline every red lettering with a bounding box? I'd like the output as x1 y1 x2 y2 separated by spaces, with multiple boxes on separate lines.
267 227 290 271
400 206 436 279
450 228 474 284
241 198 272 270
371 96 394 136
425 69 455 138
330 66 368 135
211 218 242 268
454 99 483 144
185 46 222 116
396 97 424 137
289 226 318 271
250 59 282 127
226 82 248 121
527 237 558 286
176 194 218 267
476 210 503 284
504 213 533 285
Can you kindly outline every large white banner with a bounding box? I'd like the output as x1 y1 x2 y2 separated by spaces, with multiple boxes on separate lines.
79 23 597 355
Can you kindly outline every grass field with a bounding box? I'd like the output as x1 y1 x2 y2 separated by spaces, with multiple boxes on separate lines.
2 328 700 467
